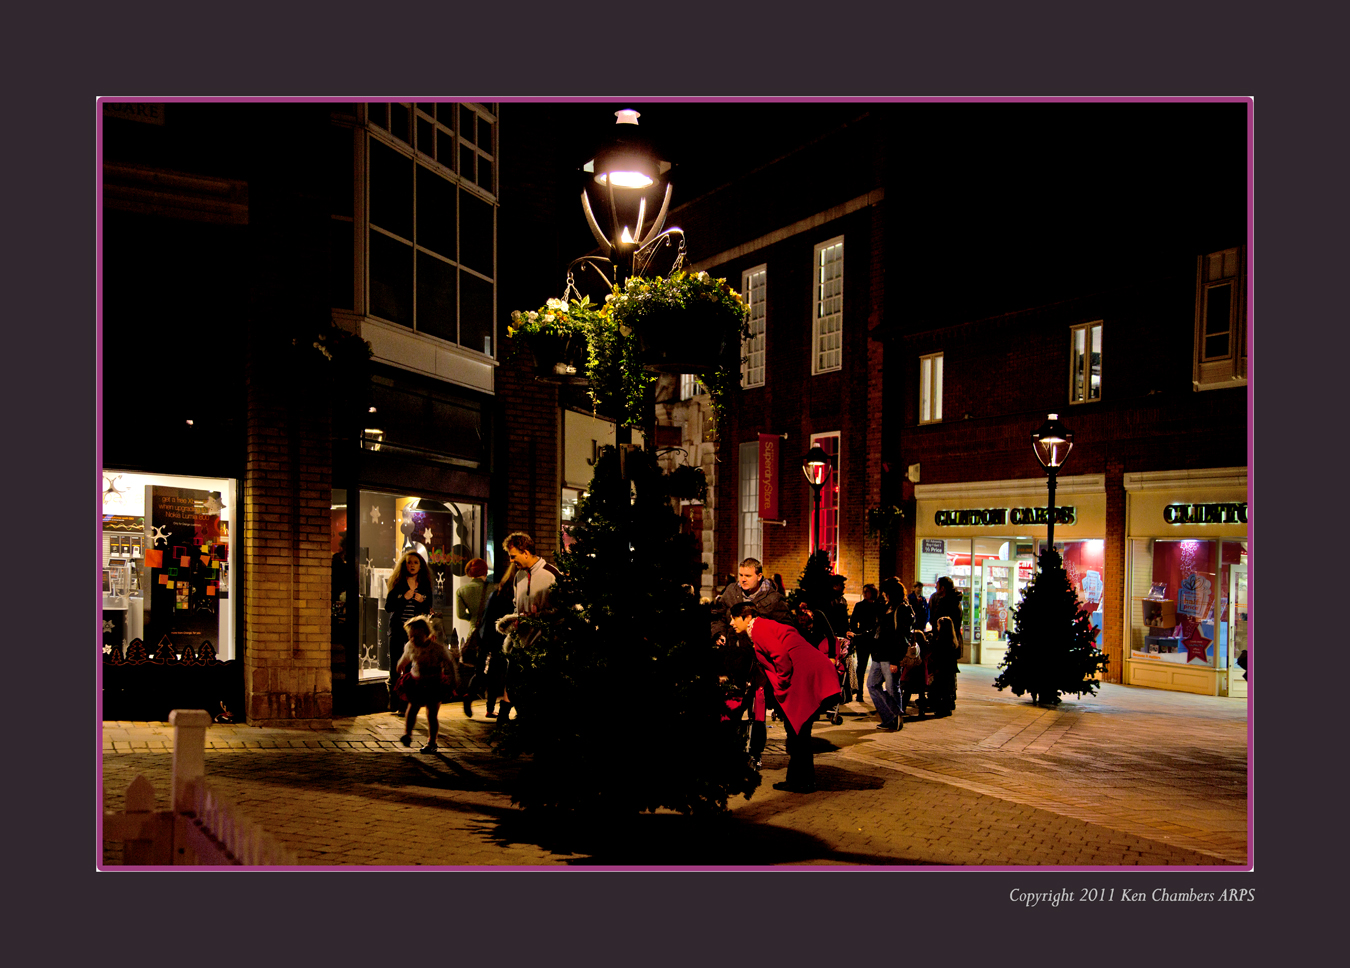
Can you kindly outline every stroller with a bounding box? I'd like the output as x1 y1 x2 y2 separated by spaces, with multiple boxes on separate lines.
825 635 850 725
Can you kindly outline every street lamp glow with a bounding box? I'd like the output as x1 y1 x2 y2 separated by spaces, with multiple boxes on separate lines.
1031 413 1074 469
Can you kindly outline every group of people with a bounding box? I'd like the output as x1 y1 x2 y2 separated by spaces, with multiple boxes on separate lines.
383 531 558 753
383 539 965 786
711 559 968 792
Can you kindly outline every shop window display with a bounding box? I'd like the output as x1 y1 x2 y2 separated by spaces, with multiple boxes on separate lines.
1060 540 1106 650
101 471 235 663
1132 538 1246 671
354 491 483 681
918 537 1037 665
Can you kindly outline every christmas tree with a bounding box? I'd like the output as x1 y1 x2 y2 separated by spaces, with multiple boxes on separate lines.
993 548 1109 705
493 446 759 818
786 550 835 611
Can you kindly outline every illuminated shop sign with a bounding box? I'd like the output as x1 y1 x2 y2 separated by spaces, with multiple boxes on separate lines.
934 506 1076 527
1163 502 1247 525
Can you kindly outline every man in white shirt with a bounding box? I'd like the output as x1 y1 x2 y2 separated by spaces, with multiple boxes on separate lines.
495 532 560 722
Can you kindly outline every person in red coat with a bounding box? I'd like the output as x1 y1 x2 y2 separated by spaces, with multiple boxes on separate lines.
729 601 841 793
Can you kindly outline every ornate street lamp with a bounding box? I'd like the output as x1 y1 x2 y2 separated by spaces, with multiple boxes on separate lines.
802 444 831 556
1031 413 1074 553
576 109 682 288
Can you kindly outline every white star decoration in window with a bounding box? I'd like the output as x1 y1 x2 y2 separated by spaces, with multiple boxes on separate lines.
422 526 433 543
152 525 170 547
103 644 112 654
103 619 115 633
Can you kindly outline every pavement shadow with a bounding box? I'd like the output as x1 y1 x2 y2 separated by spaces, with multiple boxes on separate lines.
488 806 924 867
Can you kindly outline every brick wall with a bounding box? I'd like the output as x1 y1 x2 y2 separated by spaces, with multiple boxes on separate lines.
243 356 335 725
496 350 561 562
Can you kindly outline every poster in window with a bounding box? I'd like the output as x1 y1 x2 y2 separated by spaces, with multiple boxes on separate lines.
147 486 226 658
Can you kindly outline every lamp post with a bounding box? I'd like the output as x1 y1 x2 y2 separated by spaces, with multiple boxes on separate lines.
802 444 831 556
578 109 679 289
575 109 681 458
1031 413 1074 555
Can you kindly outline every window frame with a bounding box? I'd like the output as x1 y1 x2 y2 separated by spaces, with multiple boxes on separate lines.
361 102 498 358
741 263 767 388
738 441 763 565
1192 245 1247 391
811 237 844 374
919 352 944 424
1068 320 1103 405
808 431 841 572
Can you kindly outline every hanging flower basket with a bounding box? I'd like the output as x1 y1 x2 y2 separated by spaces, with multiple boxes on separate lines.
508 298 596 385
607 271 750 375
530 330 591 385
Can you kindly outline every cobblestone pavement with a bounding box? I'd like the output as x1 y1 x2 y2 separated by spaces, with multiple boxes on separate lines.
101 666 1249 868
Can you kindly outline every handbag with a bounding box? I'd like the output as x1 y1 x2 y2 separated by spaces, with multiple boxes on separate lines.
458 582 490 668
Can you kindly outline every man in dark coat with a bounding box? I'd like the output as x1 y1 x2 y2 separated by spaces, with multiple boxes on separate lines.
908 580 930 632
730 601 840 793
711 557 793 646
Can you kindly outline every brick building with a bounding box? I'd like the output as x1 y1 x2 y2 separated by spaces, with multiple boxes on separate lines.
667 101 1249 697
100 101 569 722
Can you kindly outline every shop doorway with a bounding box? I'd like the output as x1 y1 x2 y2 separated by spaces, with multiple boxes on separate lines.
1227 564 1248 698
977 559 1018 667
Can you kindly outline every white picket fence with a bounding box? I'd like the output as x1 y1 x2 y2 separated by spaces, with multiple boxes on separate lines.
103 709 297 866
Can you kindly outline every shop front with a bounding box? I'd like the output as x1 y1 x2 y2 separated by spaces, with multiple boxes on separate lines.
1124 468 1248 697
330 365 495 714
913 476 1107 667
101 471 242 720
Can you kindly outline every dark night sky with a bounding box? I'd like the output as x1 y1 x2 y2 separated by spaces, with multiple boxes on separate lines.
526 100 1248 323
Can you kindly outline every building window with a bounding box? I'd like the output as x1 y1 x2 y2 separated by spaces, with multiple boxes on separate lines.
355 492 484 681
738 442 763 565
919 352 943 424
364 103 497 357
812 238 843 373
679 373 705 400
101 471 237 663
1193 246 1247 391
808 431 840 572
1069 321 1103 404
741 264 766 388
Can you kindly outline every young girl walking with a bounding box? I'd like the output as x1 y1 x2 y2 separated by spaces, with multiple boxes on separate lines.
395 615 454 752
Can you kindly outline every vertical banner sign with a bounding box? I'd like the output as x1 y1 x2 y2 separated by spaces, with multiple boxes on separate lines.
758 433 779 520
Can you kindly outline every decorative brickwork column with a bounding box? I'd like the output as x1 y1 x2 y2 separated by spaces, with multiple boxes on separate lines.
1103 458 1126 683
496 353 561 560
242 350 335 725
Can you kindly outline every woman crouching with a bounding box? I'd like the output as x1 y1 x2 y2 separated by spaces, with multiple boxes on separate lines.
728 601 841 794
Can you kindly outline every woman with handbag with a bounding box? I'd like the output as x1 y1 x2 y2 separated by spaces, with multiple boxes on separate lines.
455 558 492 716
846 583 880 704
868 578 914 731
395 615 455 752
385 550 434 714
472 562 518 718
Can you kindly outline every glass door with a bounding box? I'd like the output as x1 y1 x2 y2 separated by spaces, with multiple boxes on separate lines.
1227 563 1248 697
979 559 1016 667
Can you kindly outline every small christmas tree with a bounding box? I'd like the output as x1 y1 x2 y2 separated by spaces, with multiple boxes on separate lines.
786 550 835 612
993 548 1109 705
493 446 759 819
